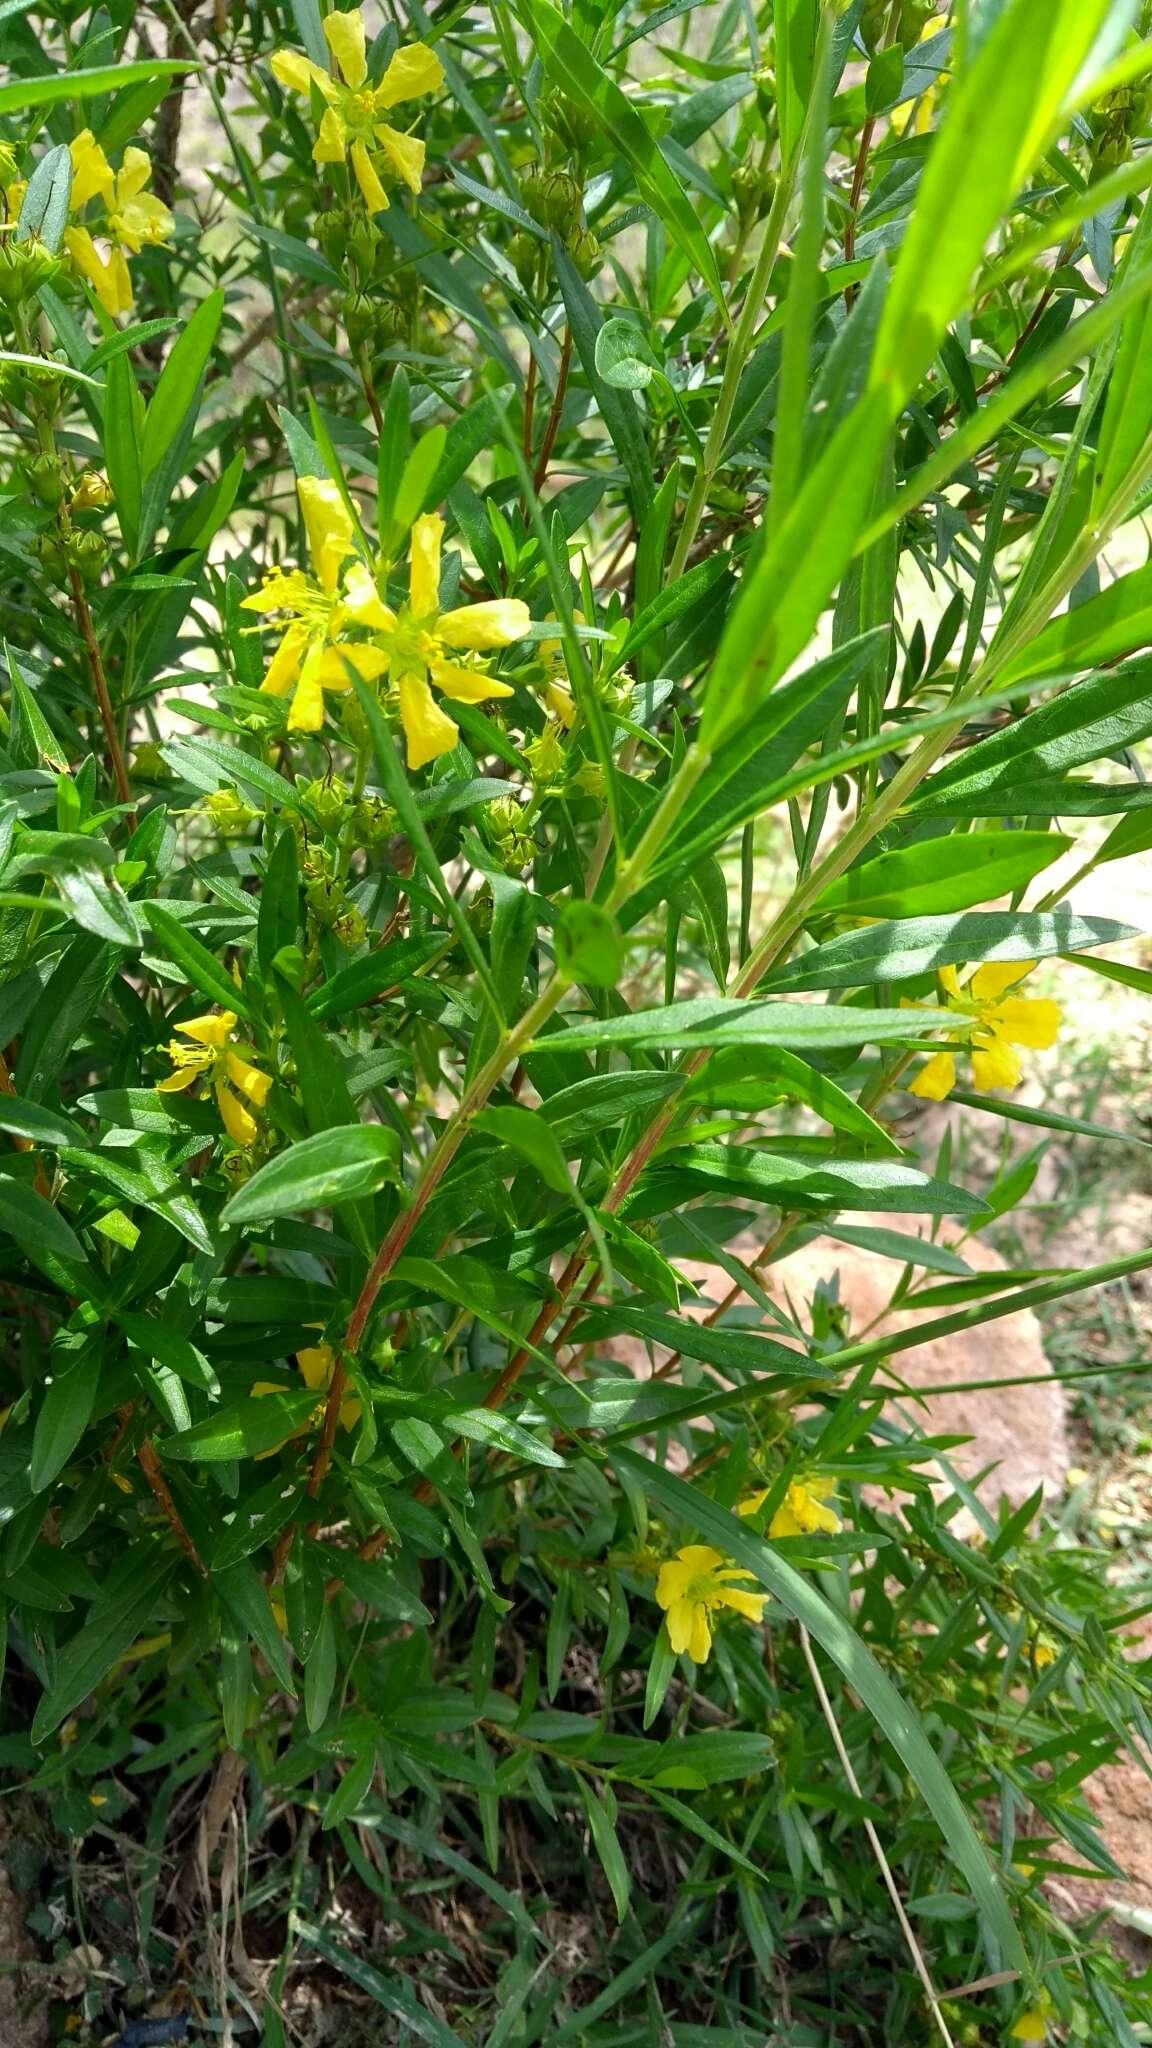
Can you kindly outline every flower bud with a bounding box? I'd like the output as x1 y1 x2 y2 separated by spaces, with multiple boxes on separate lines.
202 788 260 837
68 528 110 584
333 905 366 948
859 0 888 53
315 207 350 266
350 795 397 848
0 233 62 306
301 776 349 831
508 231 540 292
486 794 534 872
524 721 566 788
343 290 377 349
540 88 598 156
522 167 583 233
898 0 934 48
753 64 775 122
28 450 65 507
70 469 113 512
565 224 601 280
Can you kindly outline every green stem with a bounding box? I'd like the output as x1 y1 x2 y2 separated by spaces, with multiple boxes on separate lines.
666 159 798 581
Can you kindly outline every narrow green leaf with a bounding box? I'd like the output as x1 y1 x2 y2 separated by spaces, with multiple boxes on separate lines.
221 1125 400 1226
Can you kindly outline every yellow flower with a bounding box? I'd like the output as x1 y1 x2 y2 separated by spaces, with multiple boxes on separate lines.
1031 1640 1057 1670
1009 1992 1053 2040
907 961 1062 1102
156 1008 272 1148
655 1543 767 1664
253 1339 361 1456
271 11 443 208
370 513 527 769
63 132 173 318
241 476 390 732
70 469 113 511
768 1477 841 1540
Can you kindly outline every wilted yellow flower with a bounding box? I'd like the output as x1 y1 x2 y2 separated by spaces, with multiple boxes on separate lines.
655 1543 767 1664
271 10 443 209
907 961 1061 1101
70 468 114 512
767 1477 841 1540
1009 1991 1053 2041
156 1008 272 1148
371 513 527 768
63 131 172 317
253 1339 361 1455
241 476 390 732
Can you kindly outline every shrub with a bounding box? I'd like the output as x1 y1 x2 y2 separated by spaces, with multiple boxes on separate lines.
1 0 1151 2041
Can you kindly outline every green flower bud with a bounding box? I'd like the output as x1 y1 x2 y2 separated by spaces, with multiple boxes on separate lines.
68 528 110 584
565 224 601 280
315 207 350 267
28 451 65 507
522 167 583 232
202 788 260 837
540 87 599 156
347 224 378 275
753 64 775 122
486 794 534 872
0 233 62 307
333 905 367 948
523 721 566 788
350 795 398 848
508 230 541 292
898 0 934 49
859 0 887 54
301 776 349 831
343 290 377 349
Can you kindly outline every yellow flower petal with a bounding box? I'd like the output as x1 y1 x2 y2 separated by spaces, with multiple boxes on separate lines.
270 48 332 97
297 1343 334 1392
398 667 459 768
908 1049 956 1100
178 1010 236 1047
717 1586 767 1623
320 641 390 684
373 123 425 196
1008 2007 1050 2043
768 1502 804 1538
156 1066 200 1093
313 105 349 167
688 1602 712 1663
224 1049 272 1108
664 1595 695 1655
216 1082 258 1148
298 475 354 594
970 1034 1022 1091
350 138 388 214
737 1488 769 1516
115 191 172 252
342 561 396 632
288 647 328 732
409 513 443 615
69 131 115 209
375 42 445 107
970 958 1036 1003
323 7 367 89
63 226 122 318
241 569 313 614
937 964 963 1000
429 655 515 704
260 621 309 697
989 996 1061 1051
115 147 153 208
438 598 530 651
